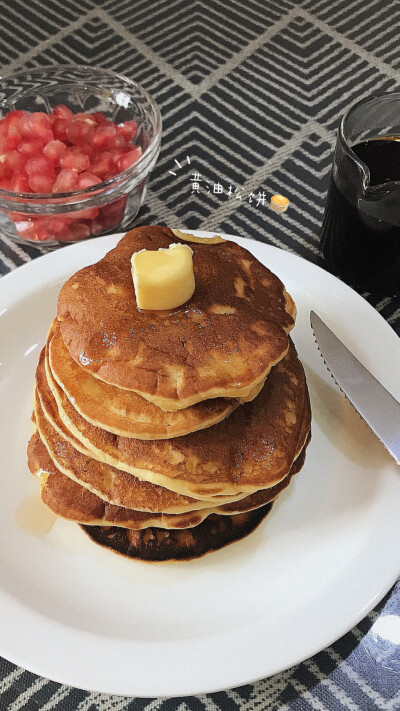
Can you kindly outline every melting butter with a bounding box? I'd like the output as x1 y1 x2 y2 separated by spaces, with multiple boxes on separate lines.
131 243 195 310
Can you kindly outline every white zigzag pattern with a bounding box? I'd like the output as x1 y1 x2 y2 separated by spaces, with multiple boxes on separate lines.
9 675 49 711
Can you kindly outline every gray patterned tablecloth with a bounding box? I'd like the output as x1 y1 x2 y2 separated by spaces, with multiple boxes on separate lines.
0 1 399 709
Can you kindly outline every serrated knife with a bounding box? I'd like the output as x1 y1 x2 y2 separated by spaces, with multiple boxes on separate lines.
310 310 400 465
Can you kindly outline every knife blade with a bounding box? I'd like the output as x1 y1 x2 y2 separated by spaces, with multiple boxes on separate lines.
310 310 400 465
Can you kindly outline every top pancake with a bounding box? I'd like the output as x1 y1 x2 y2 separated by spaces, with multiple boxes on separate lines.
57 226 296 411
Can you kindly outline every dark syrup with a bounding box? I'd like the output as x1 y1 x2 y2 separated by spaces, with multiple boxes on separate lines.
321 138 400 294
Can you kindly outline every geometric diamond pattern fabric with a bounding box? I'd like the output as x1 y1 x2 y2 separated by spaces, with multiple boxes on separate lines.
0 1 399 708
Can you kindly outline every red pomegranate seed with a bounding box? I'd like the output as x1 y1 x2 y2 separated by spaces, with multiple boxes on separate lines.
90 217 104 234
4 110 26 124
18 139 45 157
75 112 97 122
52 105 74 121
34 220 50 241
77 172 102 189
19 113 53 143
29 173 54 193
25 154 55 177
60 147 90 173
89 151 113 178
117 146 142 172
98 196 126 227
62 221 90 241
108 147 127 166
52 168 78 193
15 220 36 240
4 150 25 172
91 125 117 151
43 139 68 165
92 112 109 126
66 117 96 146
52 118 69 142
48 217 70 234
10 172 30 192
0 162 9 181
6 125 22 150
117 120 137 141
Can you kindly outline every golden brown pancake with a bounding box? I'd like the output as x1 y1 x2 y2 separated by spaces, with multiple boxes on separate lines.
34 384 249 513
80 505 274 562
28 430 308 529
48 321 264 440
57 226 295 411
37 339 310 499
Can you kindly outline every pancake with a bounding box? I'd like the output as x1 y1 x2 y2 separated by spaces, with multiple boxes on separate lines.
28 431 308 529
38 338 310 499
57 226 296 411
48 320 263 439
34 382 250 513
80 505 274 562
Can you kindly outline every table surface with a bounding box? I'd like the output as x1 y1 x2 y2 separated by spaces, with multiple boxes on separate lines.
0 0 399 709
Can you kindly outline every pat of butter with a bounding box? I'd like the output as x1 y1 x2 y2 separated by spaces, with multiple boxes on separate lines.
131 243 195 310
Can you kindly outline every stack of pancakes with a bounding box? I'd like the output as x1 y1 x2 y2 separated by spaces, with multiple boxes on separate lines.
28 226 311 562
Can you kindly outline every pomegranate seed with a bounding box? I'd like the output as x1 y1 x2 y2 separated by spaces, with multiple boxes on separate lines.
4 110 26 124
19 113 53 143
34 220 51 241
0 165 11 183
4 150 26 172
52 118 69 141
79 143 94 159
92 112 109 126
15 220 36 240
66 118 96 146
52 105 74 121
6 125 22 150
117 146 142 172
89 151 113 178
10 172 31 192
91 125 117 151
77 172 102 189
90 217 104 234
60 147 90 173
43 139 67 165
117 120 137 141
62 221 90 241
18 139 45 157
25 154 55 176
113 135 126 148
48 217 70 234
75 112 97 123
98 196 126 227
52 168 78 193
29 173 54 193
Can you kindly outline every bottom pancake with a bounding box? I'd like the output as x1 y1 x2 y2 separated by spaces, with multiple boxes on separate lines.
80 504 273 562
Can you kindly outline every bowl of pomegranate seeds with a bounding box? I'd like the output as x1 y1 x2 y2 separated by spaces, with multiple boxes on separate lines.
0 66 161 245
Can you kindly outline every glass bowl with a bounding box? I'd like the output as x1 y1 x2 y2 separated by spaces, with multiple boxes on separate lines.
0 65 162 247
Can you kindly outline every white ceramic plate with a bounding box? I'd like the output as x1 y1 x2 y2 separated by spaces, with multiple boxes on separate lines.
0 231 399 698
